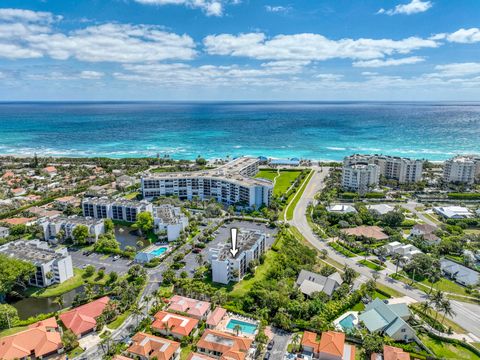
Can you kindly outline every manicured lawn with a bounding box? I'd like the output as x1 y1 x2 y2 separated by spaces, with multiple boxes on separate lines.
180 345 193 360
68 346 85 358
422 212 442 225
419 277 470 297
124 191 140 200
27 268 85 298
285 170 313 220
0 326 28 337
357 259 385 271
375 283 404 298
329 242 356 257
255 169 302 196
420 334 480 360
108 310 131 329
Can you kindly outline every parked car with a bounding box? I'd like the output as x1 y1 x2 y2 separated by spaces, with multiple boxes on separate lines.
267 341 274 350
112 255 120 261
192 248 202 253
99 266 106 271
264 352 271 360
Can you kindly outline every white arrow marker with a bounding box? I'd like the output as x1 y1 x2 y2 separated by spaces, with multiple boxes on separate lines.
229 227 239 257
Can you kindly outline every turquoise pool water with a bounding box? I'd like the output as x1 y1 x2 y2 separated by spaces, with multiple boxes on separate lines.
149 247 168 257
226 319 258 334
339 314 356 330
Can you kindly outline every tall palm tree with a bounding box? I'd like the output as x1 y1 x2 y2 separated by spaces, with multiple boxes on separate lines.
419 300 432 316
53 296 64 311
291 333 301 352
440 299 455 325
233 324 242 336
430 290 446 322
131 303 143 328
392 253 402 276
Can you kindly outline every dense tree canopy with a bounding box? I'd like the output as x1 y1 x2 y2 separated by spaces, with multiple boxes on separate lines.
0 254 35 296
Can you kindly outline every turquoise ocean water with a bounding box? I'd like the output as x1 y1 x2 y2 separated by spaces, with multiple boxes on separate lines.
0 102 478 161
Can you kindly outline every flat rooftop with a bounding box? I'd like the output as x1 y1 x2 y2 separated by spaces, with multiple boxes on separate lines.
0 239 65 263
143 157 272 188
213 229 265 261
153 205 183 224
48 216 103 225
83 197 149 207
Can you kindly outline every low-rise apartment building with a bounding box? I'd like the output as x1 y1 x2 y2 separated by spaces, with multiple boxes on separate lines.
0 239 73 287
141 157 273 208
208 229 268 284
196 329 253 359
41 216 105 242
153 205 189 241
82 197 153 222
443 155 480 184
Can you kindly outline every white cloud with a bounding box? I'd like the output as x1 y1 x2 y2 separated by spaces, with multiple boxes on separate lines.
79 70 105 79
265 5 290 13
377 0 432 16
445 28 480 44
432 63 480 77
134 0 225 16
0 8 60 23
0 9 197 62
203 33 439 61
353 56 425 67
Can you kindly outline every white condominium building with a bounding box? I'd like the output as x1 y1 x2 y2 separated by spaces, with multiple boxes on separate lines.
443 155 480 184
82 197 153 222
0 239 74 287
344 154 423 183
342 163 380 194
153 205 189 241
208 229 268 284
41 216 105 242
141 157 273 208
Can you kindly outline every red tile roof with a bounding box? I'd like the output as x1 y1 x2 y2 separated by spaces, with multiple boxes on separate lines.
0 317 62 360
112 355 134 360
196 330 252 359
379 345 410 360
319 331 345 357
167 295 211 319
127 332 180 360
206 307 227 327
44 166 57 173
2 217 37 225
187 353 217 360
59 296 109 336
152 311 199 337
301 331 321 352
342 226 389 240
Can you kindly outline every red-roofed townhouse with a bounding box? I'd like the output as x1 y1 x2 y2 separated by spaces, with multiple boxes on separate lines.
206 307 227 329
302 331 355 360
0 317 63 360
187 353 216 360
196 329 253 360
167 295 211 320
43 166 57 177
112 355 134 360
152 311 199 340
59 296 109 338
127 332 180 360
371 345 410 360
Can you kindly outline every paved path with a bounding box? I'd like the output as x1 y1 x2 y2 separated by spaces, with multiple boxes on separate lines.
400 201 439 227
288 166 480 339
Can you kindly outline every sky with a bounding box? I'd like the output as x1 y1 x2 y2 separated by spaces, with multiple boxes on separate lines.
0 0 479 100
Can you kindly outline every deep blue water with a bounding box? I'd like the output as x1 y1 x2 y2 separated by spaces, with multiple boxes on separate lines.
0 102 479 161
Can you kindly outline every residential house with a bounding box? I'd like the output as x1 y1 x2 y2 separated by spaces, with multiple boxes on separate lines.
187 353 216 360
358 298 415 342
296 269 343 297
12 187 27 197
371 345 410 360
409 224 440 245
152 311 199 340
59 296 110 337
167 295 211 320
341 226 389 241
440 259 480 286
43 166 58 177
127 332 180 360
326 204 357 214
206 307 227 329
196 329 253 359
366 204 395 216
301 331 355 360
383 242 422 262
0 317 63 360
433 206 473 219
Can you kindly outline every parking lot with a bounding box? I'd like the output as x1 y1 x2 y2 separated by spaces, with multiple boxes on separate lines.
69 248 132 275
176 220 278 278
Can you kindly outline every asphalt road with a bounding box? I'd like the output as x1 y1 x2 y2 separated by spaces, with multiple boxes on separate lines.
267 327 292 359
288 166 480 340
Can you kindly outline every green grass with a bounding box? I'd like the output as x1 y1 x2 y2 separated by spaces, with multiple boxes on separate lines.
285 170 314 220
375 282 404 298
422 212 442 225
124 191 140 200
329 242 357 257
255 169 302 196
358 259 385 271
67 346 85 358
394 271 471 298
108 310 132 329
420 334 480 360
27 268 85 298
180 345 193 360
0 326 28 337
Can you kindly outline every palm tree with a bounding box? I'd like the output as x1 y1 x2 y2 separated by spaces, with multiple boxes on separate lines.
440 299 455 325
233 324 242 336
372 271 380 285
144 294 152 315
131 303 143 328
291 333 301 352
419 300 432 316
430 290 446 322
196 253 204 266
53 296 64 311
392 253 402 276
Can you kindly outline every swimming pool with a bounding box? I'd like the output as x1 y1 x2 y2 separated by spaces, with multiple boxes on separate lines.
339 314 356 330
226 319 258 334
149 246 168 257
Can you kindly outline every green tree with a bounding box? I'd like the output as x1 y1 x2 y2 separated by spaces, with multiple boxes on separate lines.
107 271 118 284
195 156 207 166
381 211 405 228
53 296 64 311
72 224 90 244
61 329 79 351
84 265 96 277
133 211 154 236
0 304 19 330
104 218 114 233
233 324 242 336
363 333 384 355
0 254 35 296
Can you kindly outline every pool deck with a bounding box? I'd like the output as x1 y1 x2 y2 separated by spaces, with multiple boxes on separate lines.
217 313 259 339
333 311 359 332
145 244 170 257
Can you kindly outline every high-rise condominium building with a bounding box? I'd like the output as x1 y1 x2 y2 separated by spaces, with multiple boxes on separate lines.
443 155 480 184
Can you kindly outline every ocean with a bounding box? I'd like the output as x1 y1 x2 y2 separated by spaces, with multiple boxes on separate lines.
0 101 479 161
